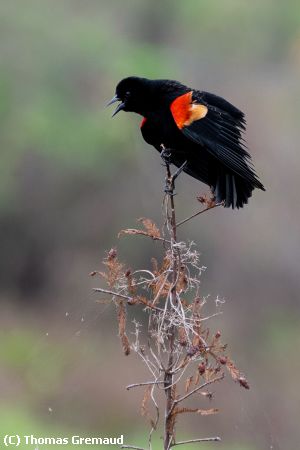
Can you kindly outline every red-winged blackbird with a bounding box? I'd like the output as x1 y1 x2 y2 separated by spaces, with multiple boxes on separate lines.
108 77 265 208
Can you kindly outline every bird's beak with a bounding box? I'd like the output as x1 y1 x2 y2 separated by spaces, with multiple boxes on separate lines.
106 95 125 117
106 95 120 107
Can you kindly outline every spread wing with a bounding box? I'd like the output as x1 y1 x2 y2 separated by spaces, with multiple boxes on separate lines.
170 90 263 188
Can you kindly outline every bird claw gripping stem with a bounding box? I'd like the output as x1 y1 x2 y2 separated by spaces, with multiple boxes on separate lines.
160 145 172 167
160 145 175 195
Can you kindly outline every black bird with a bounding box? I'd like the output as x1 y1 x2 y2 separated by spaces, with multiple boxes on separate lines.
108 77 265 208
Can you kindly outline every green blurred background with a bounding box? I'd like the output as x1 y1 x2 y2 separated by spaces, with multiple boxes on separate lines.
0 0 299 449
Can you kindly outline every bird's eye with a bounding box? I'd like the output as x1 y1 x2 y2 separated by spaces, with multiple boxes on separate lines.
125 91 131 100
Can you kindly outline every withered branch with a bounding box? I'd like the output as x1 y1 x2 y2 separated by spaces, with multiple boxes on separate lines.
169 374 225 417
93 144 249 450
121 446 148 450
126 380 165 391
172 436 221 446
176 202 223 228
93 287 133 301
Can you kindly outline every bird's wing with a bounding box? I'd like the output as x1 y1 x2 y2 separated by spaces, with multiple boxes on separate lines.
170 90 261 186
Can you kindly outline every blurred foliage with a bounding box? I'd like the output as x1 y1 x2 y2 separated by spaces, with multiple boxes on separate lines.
0 0 299 203
0 0 299 448
0 407 257 450
0 328 70 394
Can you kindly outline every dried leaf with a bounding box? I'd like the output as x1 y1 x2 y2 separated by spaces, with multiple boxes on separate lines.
148 256 172 301
117 300 130 356
141 386 151 417
185 376 193 393
174 407 218 416
121 334 130 356
226 358 249 389
150 275 171 300
152 255 171 276
140 386 157 430
225 358 240 381
196 194 216 208
180 298 189 308
178 266 188 292
102 249 124 288
178 327 188 347
197 408 219 416
191 297 203 346
209 332 227 356
138 218 161 239
118 228 150 238
119 218 161 241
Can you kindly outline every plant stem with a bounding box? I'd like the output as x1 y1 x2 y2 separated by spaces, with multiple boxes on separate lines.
176 202 222 228
164 158 178 450
172 437 221 446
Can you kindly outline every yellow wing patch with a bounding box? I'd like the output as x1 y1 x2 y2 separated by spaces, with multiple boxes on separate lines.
186 103 208 126
170 91 208 129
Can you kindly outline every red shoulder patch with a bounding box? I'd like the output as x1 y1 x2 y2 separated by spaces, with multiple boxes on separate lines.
170 91 193 129
170 91 208 129
140 117 147 128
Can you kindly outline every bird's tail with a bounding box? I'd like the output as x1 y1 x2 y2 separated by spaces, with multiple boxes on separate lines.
213 171 265 209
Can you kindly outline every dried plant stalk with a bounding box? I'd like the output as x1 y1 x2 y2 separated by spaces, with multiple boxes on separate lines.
93 147 249 450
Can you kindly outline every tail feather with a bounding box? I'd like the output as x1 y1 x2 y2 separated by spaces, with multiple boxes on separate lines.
232 176 238 207
214 171 264 209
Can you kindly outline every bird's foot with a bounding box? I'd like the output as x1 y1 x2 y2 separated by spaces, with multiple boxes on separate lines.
160 144 172 166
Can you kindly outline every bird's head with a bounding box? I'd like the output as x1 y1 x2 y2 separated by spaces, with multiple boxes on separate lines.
107 76 188 117
107 77 152 117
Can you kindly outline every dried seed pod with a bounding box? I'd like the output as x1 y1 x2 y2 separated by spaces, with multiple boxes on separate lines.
125 268 131 277
219 356 227 365
238 377 250 389
198 362 206 374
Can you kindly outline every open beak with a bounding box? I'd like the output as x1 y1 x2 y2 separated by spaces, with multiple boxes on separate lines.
106 95 125 117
